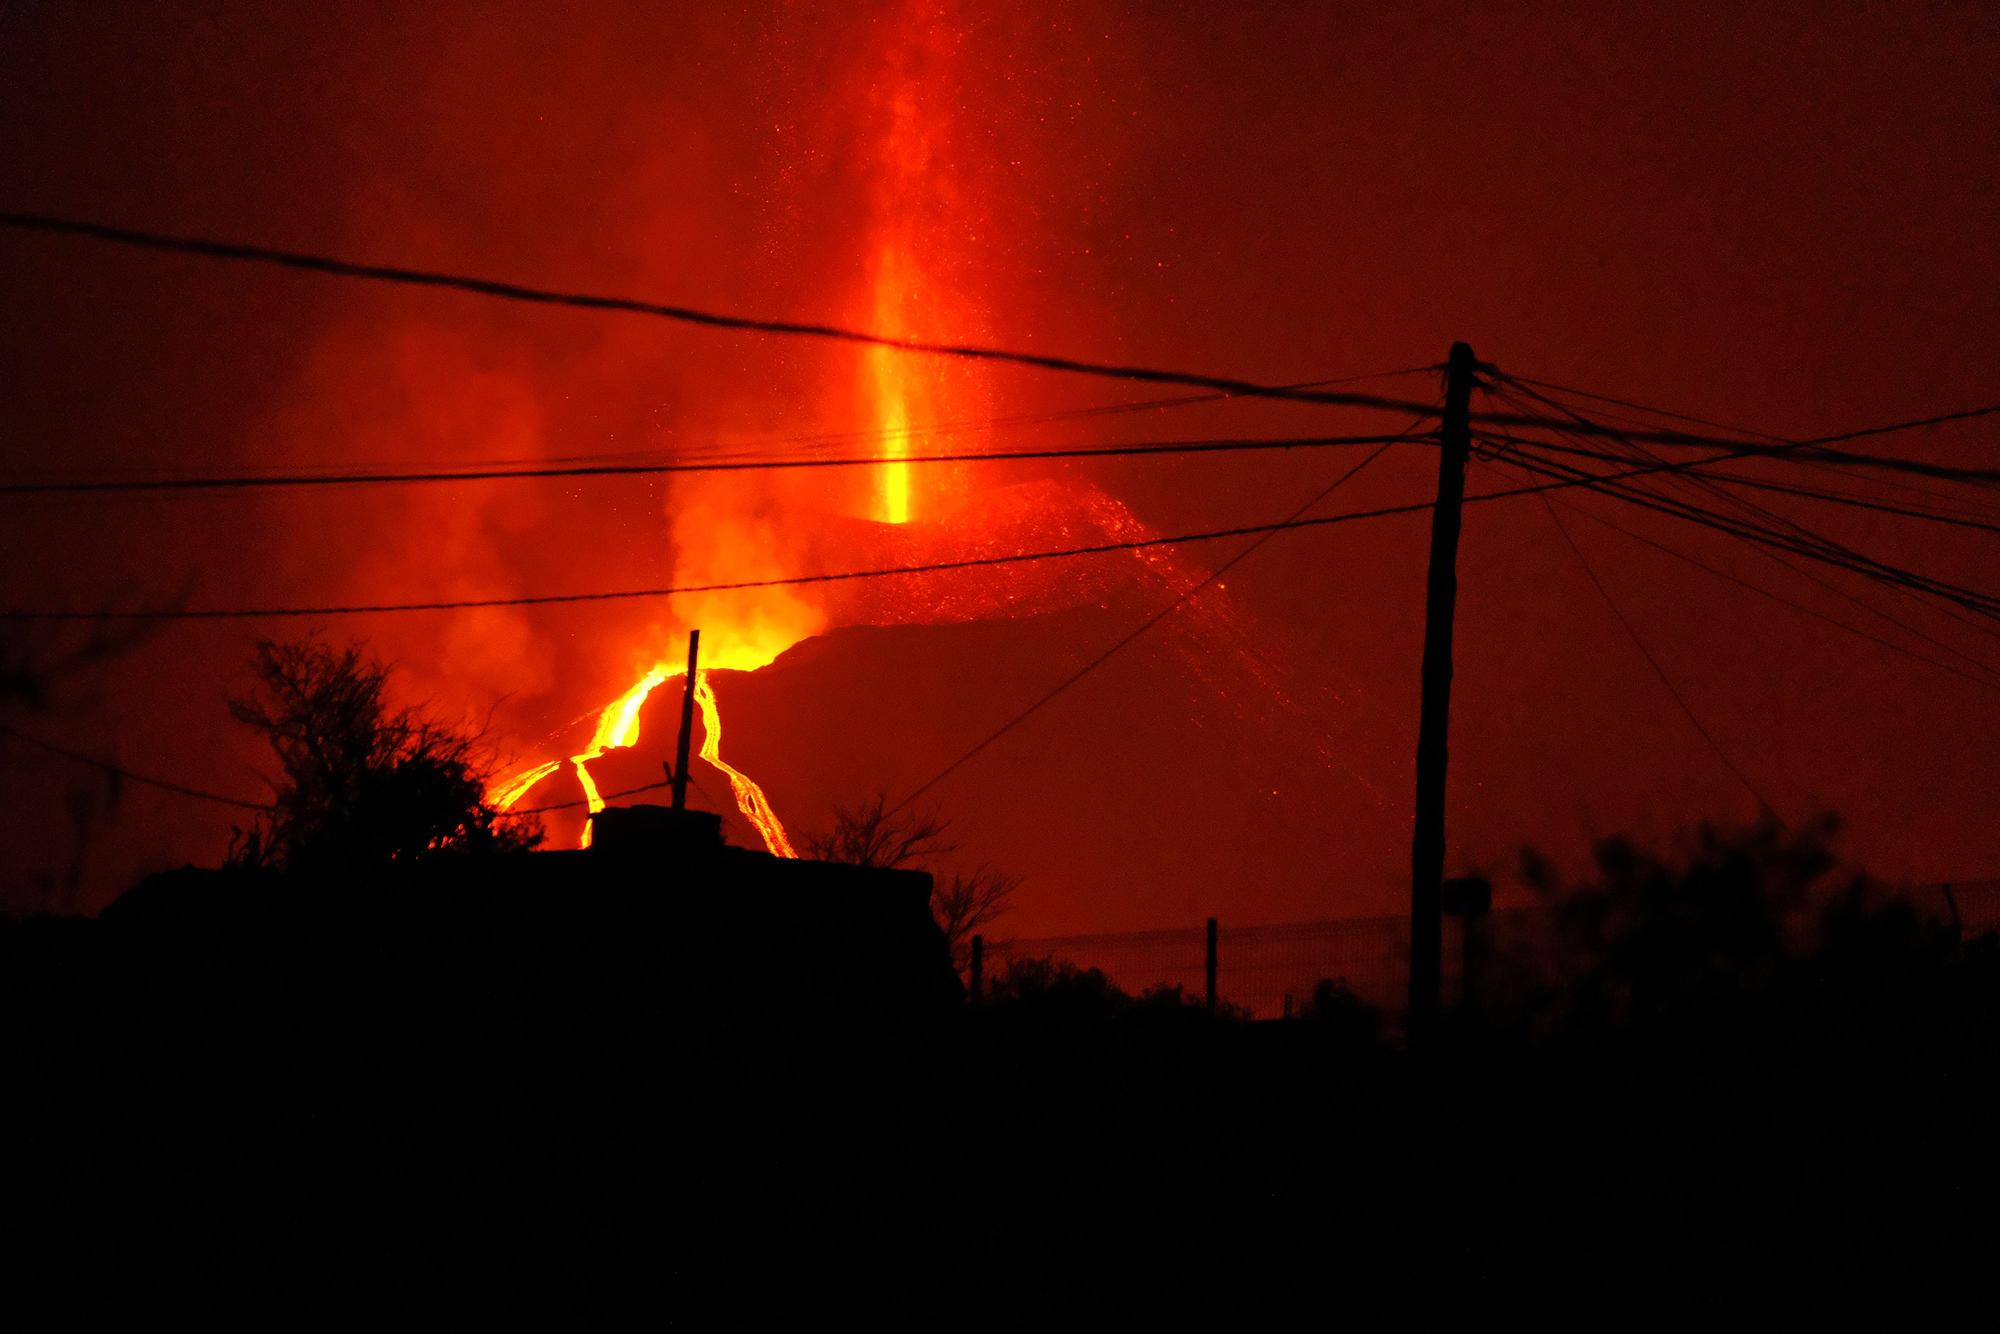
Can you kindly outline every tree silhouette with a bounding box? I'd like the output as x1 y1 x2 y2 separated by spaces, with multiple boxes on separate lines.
227 635 538 870
807 793 1018 969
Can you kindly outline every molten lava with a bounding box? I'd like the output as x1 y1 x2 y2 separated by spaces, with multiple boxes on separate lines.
692 672 796 858
566 665 671 848
491 759 562 812
492 636 801 859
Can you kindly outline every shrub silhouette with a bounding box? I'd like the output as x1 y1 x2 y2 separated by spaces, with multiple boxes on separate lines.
227 635 538 870
808 792 1018 973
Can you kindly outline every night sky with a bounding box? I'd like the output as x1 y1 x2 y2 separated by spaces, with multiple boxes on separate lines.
2 1 1995 928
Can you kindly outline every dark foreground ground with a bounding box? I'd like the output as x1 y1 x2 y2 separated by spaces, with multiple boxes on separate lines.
5 833 1997 1323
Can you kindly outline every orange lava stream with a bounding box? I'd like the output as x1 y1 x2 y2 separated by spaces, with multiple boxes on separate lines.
489 656 796 859
693 669 796 858
491 759 562 812
562 665 670 847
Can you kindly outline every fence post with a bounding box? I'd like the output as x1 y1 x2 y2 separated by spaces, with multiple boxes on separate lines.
1205 916 1218 1017
969 934 984 1007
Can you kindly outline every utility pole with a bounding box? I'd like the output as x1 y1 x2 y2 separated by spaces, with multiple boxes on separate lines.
671 630 700 811
1408 342 1478 1045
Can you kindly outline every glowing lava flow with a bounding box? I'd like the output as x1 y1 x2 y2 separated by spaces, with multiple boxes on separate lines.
692 670 796 858
491 759 562 811
565 665 671 848
491 658 797 859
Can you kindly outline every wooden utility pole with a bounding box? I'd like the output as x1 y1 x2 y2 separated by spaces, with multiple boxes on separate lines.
671 630 700 811
1408 343 1478 1044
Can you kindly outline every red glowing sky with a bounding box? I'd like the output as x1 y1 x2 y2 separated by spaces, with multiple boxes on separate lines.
1 1 1996 924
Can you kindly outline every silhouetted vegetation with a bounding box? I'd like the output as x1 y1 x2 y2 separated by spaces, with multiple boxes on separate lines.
1296 976 1384 1045
226 636 538 870
809 792 1017 970
981 954 1251 1025
3 814 1994 1318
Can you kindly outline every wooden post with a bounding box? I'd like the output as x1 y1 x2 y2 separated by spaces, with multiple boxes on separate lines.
1205 916 1218 1017
1409 343 1478 1046
671 630 700 811
969 934 985 1006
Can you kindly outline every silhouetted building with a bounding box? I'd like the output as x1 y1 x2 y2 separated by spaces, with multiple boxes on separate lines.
7 812 955 1311
105 802 961 1031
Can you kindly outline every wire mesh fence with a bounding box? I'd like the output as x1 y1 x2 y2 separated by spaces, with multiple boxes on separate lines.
988 916 1409 1018
980 880 2000 1020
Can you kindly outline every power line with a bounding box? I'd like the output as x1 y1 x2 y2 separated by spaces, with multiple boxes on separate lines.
11 210 1999 466
6 502 1448 621
0 718 270 811
14 433 1998 623
890 432 1412 815
624 364 1440 458
1481 409 2000 480
1480 440 2000 621
0 210 1443 416
500 777 668 817
1508 373 2000 523
1490 380 2000 577
1505 373 1791 443
1539 491 2000 693
3 388 1987 505
1474 385 2000 620
0 365 1437 490
1529 490 1779 817
1496 435 2000 534
1492 371 2000 480
1508 370 2000 475
1484 379 2000 665
1479 385 2000 654
1484 386 1791 810
1461 401 2000 454
1483 420 2000 683
0 430 1425 497
1502 448 2000 713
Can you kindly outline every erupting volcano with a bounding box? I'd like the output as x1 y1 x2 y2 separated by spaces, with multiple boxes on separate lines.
486 6 988 854
477 2 1404 883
